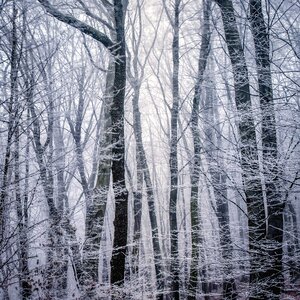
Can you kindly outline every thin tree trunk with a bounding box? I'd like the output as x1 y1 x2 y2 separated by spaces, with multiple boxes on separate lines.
128 76 165 297
26 67 66 298
22 109 32 299
91 59 114 282
285 202 300 283
11 4 31 298
126 161 142 280
169 1 181 298
53 116 84 292
67 68 98 293
222 63 248 280
0 3 19 297
0 0 18 244
188 1 211 298
126 3 165 294
15 124 31 299
80 60 114 293
203 76 237 299
66 64 113 296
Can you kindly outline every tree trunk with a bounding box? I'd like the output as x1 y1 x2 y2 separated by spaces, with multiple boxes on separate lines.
127 159 142 279
188 1 211 298
110 0 129 289
214 0 267 298
133 84 165 296
249 1 284 297
26 64 67 298
92 59 115 281
10 4 31 298
285 202 300 283
0 0 18 246
15 125 32 300
203 74 237 299
67 68 98 293
169 0 180 298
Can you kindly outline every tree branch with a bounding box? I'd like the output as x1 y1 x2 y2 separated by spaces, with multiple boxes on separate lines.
38 0 115 51
77 0 114 31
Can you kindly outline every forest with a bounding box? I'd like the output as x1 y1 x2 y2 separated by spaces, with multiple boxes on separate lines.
0 0 299 299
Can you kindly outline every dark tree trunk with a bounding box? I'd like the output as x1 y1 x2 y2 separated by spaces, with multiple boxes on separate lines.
110 0 129 288
22 110 32 299
223 65 248 279
93 60 114 286
214 0 267 298
249 1 284 298
130 153 143 277
169 1 181 298
188 1 211 298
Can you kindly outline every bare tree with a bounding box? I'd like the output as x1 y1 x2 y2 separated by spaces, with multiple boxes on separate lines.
0 0 299 298
249 0 284 297
167 0 181 298
202 65 237 299
37 0 129 292
188 1 211 298
126 2 165 297
213 0 267 298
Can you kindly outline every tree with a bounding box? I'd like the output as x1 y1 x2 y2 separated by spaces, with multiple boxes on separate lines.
203 64 237 299
0 2 31 297
37 0 129 292
126 1 165 296
213 0 267 298
249 0 284 297
168 0 181 298
0 0 299 298
188 1 211 298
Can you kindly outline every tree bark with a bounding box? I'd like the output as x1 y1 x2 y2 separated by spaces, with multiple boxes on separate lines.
169 0 181 298
37 0 114 49
110 0 128 288
214 0 267 298
249 1 284 297
188 1 211 298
